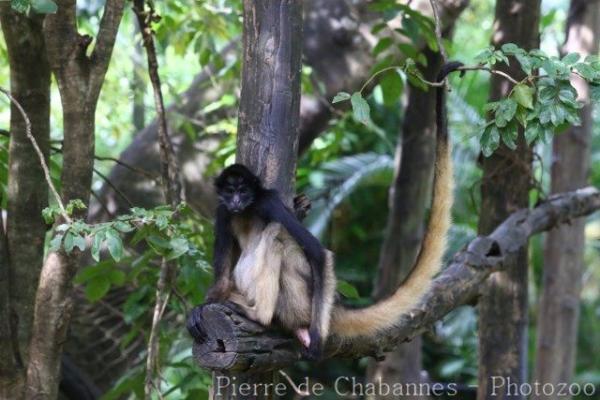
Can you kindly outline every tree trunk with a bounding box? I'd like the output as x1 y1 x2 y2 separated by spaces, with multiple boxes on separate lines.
367 48 443 399
24 1 125 398
477 1 540 399
533 1 600 398
0 6 51 398
211 0 303 398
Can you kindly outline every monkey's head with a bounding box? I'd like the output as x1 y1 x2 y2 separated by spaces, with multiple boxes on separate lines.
215 164 261 213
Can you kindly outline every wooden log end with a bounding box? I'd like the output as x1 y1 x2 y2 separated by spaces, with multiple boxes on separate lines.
187 302 301 372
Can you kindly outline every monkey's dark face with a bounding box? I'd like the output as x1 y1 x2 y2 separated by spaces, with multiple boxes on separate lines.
215 164 261 213
218 175 255 213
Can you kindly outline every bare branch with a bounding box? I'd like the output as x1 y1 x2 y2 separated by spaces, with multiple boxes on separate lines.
0 87 70 223
429 0 448 63
90 0 126 96
132 1 183 397
188 187 600 371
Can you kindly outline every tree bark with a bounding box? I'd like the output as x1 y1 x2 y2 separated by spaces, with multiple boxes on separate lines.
477 1 540 399
367 48 444 399
211 1 303 399
25 1 125 398
533 1 600 398
0 6 51 397
189 187 600 372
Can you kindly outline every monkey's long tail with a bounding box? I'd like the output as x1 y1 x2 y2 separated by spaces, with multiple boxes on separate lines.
330 62 463 338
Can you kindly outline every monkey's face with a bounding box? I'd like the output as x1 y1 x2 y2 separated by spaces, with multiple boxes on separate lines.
217 174 255 213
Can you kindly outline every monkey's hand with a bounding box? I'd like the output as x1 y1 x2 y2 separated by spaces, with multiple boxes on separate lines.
293 193 312 221
204 279 232 303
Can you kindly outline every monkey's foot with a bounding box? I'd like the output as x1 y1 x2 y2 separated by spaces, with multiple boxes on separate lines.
295 328 311 348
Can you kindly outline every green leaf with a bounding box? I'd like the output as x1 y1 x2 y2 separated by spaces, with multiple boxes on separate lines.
550 103 566 126
525 121 541 145
512 84 534 109
350 92 371 125
167 237 189 260
91 230 105 262
73 235 86 252
371 22 387 34
75 264 106 284
481 124 500 157
373 37 393 56
495 99 517 127
66 199 86 215
515 54 533 75
10 0 29 13
539 85 558 104
575 62 597 80
114 221 134 233
42 207 56 224
63 231 75 254
85 276 111 302
500 123 518 150
562 52 580 66
337 280 360 299
108 269 126 286
332 92 351 104
30 0 57 13
590 84 600 102
380 70 404 107
105 228 123 262
501 43 522 55
49 233 63 253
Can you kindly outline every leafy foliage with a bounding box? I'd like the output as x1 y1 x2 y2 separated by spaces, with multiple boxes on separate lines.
335 43 600 157
10 0 57 14
474 44 597 155
304 152 394 238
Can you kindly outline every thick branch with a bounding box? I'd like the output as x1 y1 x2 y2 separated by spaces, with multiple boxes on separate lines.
90 0 126 97
189 187 600 371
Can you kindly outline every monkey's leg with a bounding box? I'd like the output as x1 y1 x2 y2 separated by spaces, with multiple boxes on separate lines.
249 225 283 326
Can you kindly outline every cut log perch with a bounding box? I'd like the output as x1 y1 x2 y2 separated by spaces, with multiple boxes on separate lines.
188 186 600 372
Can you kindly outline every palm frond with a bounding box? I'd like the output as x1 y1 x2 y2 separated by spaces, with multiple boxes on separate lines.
305 152 394 238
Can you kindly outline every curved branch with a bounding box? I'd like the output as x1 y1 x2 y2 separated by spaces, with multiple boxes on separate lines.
188 186 600 372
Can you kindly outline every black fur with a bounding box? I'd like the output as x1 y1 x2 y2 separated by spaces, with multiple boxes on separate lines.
436 61 465 143
210 164 328 359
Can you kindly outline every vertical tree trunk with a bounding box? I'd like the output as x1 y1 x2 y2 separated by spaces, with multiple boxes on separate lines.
0 6 51 398
212 1 303 399
367 48 443 399
477 1 540 399
24 1 125 398
533 1 600 398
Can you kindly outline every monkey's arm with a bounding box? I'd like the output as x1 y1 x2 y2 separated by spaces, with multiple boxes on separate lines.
205 204 235 302
257 192 327 358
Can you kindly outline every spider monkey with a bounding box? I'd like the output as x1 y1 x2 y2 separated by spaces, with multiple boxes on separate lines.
191 62 463 360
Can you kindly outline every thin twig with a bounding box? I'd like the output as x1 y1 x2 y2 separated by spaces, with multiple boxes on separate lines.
50 143 159 182
0 87 71 223
95 155 159 181
133 1 182 398
93 167 135 208
429 0 448 64
458 65 521 85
